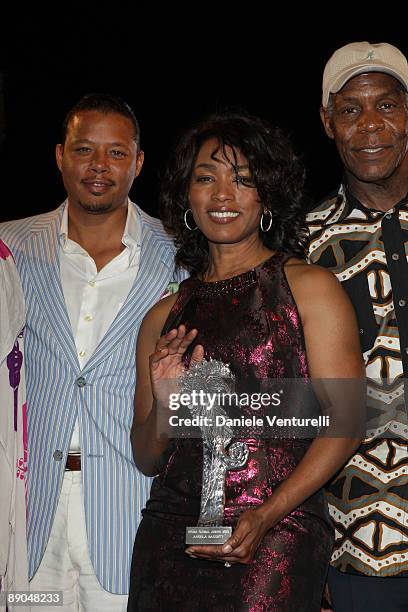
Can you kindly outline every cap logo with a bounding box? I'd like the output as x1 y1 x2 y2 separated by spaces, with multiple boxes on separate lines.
366 51 375 60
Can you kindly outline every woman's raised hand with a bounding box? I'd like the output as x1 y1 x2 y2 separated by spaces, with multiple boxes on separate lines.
149 325 204 400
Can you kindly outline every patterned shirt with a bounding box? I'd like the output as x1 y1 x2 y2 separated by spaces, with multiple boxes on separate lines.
307 184 408 577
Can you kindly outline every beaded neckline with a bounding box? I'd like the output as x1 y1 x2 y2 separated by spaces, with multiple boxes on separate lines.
193 252 282 297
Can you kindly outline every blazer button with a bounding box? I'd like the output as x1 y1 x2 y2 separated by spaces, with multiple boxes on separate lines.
53 450 63 461
76 376 86 387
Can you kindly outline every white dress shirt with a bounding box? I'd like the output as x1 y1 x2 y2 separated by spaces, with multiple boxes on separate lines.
59 201 141 451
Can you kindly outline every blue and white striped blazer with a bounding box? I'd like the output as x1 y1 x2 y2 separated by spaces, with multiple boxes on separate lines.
0 201 186 594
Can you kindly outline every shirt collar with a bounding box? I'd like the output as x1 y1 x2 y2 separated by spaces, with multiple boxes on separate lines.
323 182 408 225
59 199 141 253
343 185 408 220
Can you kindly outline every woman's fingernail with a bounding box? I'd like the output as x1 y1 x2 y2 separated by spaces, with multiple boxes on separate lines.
222 544 232 553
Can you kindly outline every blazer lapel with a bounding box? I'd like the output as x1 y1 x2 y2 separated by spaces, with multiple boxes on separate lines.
23 206 79 372
84 224 174 372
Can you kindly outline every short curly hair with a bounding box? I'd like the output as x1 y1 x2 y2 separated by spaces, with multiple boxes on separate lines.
160 111 309 275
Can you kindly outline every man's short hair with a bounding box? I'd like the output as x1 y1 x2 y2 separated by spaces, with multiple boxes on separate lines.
61 93 141 146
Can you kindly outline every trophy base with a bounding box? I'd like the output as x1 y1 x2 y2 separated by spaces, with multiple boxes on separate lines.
185 525 232 545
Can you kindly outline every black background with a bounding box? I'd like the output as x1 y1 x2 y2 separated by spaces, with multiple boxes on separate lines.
1 15 406 221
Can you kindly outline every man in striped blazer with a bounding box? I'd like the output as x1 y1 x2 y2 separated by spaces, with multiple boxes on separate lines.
0 94 185 611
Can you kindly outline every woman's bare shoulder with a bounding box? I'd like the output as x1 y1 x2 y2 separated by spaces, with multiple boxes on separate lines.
284 257 339 289
284 257 351 327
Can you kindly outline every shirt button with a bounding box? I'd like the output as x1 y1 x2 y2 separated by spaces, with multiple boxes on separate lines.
399 299 406 307
53 450 63 461
392 253 399 261
79 350 86 357
88 280 96 287
76 376 86 387
84 314 94 321
385 213 392 220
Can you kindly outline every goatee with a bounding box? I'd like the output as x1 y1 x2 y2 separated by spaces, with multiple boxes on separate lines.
79 201 113 214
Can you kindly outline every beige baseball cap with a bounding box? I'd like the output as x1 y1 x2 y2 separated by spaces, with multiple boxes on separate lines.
322 41 408 107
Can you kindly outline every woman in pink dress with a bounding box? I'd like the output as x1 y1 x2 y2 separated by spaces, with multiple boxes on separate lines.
128 113 365 611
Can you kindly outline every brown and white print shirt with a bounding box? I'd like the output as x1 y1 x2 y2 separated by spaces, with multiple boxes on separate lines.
307 184 408 577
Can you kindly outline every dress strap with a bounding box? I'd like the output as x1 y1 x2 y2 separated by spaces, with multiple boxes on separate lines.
276 251 296 267
161 277 199 334
258 251 295 276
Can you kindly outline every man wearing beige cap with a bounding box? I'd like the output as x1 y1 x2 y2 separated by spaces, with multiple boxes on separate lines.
307 41 408 611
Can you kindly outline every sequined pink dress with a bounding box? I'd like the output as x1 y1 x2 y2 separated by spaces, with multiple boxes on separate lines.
128 253 333 612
